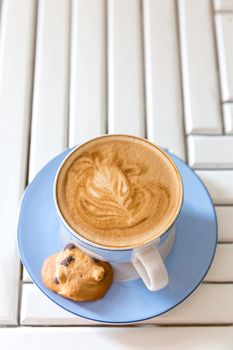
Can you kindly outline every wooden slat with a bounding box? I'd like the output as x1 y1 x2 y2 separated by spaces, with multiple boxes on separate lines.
187 135 233 169
2 327 233 350
29 0 70 182
20 285 92 325
178 0 222 134
216 206 233 242
143 0 185 159
21 283 233 325
154 284 233 324
223 103 233 134
24 0 71 284
204 244 233 281
108 0 145 136
0 0 36 325
69 0 106 147
215 0 233 12
215 13 233 102
196 170 233 204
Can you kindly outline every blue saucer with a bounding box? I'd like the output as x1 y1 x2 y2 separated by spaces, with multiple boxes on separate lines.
17 149 217 323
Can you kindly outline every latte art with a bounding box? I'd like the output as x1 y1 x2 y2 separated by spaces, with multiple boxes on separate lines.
56 135 182 248
71 154 169 230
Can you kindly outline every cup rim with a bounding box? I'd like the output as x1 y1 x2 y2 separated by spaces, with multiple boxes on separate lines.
53 134 184 251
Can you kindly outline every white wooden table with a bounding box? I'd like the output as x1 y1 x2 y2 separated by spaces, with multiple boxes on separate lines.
1 0 233 348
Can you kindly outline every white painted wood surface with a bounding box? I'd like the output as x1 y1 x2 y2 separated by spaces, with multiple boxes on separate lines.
178 0 222 134
108 0 145 136
216 206 233 242
187 135 233 168
21 283 233 325
23 269 31 283
143 0 185 159
204 244 233 281
196 170 233 204
0 0 36 325
20 285 91 325
24 0 71 284
69 0 106 147
216 14 233 101
223 103 233 133
29 0 70 182
1 0 233 344
215 0 233 12
1 327 233 350
155 284 233 324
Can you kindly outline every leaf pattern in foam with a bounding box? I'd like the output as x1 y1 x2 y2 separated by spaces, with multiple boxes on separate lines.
73 154 154 229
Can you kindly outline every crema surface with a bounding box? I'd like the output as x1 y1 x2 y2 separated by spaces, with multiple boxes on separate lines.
56 136 182 248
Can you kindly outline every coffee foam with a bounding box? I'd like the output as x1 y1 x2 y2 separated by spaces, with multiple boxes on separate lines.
56 135 182 248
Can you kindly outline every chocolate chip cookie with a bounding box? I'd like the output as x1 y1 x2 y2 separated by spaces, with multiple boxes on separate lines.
41 244 113 301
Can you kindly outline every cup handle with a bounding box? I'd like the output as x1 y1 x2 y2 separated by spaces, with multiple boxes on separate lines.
132 244 169 291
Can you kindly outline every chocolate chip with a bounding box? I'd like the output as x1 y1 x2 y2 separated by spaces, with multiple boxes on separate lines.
54 277 59 284
63 243 76 251
92 258 102 267
60 256 75 267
